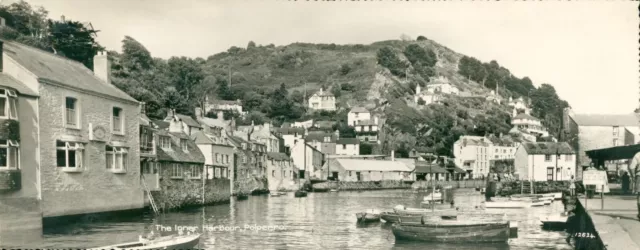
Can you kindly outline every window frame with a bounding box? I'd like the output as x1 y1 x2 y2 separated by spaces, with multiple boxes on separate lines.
0 89 18 120
546 167 554 181
189 164 202 179
56 140 84 172
64 96 80 129
160 136 171 149
544 154 552 162
0 139 19 170
111 106 125 135
105 145 128 173
170 163 183 179
180 139 189 152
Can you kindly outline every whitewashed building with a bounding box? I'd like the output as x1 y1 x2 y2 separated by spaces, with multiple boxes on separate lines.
335 138 360 156
319 158 413 182
514 142 576 181
308 88 336 111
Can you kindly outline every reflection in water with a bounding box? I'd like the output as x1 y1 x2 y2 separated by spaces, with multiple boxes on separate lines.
1 189 571 249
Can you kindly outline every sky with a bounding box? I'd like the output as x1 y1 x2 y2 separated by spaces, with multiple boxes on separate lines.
18 0 640 115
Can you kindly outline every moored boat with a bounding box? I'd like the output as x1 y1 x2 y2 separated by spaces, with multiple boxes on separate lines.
540 213 568 231
392 220 514 243
356 209 382 223
393 205 454 215
237 193 249 200
91 233 201 250
294 190 307 198
269 192 285 197
530 200 546 207
329 189 338 192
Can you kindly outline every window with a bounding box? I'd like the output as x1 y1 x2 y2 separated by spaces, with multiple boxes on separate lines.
222 168 228 178
0 139 19 169
613 126 619 136
242 155 247 163
225 155 229 164
495 149 498 153
106 145 128 172
272 170 275 177
170 164 182 178
112 107 123 133
160 136 171 149
180 139 188 151
189 165 201 179
547 167 554 181
368 125 372 131
56 140 84 168
545 154 552 162
215 153 220 163
324 137 330 142
0 89 17 120
343 144 346 150
65 97 78 127
613 138 619 146
565 154 573 161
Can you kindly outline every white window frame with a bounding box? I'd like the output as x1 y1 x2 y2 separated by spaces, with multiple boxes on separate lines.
170 163 182 179
0 139 19 170
180 139 188 152
64 96 80 129
215 167 221 178
160 136 171 149
111 106 125 135
189 164 201 179
56 140 84 172
106 145 128 173
0 89 17 120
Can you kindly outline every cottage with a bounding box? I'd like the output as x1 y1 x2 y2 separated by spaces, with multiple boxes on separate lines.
290 139 324 179
562 108 640 178
335 138 360 156
0 41 145 222
227 132 268 194
266 152 299 191
237 122 283 153
514 142 576 182
511 112 549 138
348 106 371 126
425 76 460 95
204 97 243 114
453 136 493 179
319 158 413 182
163 109 202 136
414 161 449 181
308 88 336 111
354 119 379 143
277 127 305 149
305 130 338 155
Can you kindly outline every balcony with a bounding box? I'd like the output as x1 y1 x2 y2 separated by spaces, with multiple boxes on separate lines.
140 128 156 157
0 169 21 191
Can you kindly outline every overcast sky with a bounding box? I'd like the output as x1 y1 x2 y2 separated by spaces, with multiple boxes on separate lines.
20 0 639 115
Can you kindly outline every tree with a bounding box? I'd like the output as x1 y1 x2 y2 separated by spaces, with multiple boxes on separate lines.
417 98 426 106
339 63 351 75
47 19 102 68
290 90 304 104
376 46 407 77
165 56 206 114
268 83 294 120
1 0 49 37
416 35 428 41
120 36 154 72
247 41 256 49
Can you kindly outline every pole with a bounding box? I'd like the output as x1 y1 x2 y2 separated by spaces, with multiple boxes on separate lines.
601 184 604 211
202 165 206 205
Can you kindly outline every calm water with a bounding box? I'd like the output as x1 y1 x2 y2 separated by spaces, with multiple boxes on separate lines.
2 189 571 249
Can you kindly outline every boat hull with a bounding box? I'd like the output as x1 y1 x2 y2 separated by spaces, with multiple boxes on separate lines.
93 234 201 250
484 201 529 209
356 212 381 223
392 222 510 243
294 190 307 197
380 212 424 223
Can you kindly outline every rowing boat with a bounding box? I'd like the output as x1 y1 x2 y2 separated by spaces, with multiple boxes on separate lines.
356 209 382 223
392 220 515 243
91 233 201 250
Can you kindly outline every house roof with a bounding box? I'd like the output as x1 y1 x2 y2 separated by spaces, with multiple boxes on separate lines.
208 99 241 105
336 138 360 145
174 114 202 128
198 117 231 130
191 131 215 144
266 152 290 161
313 120 336 129
452 166 467 174
349 106 369 113
277 127 305 135
332 159 412 172
521 142 574 155
571 113 640 127
393 158 416 171
457 136 492 147
153 120 170 130
305 132 337 143
356 119 377 126
313 89 334 97
0 73 38 97
3 41 138 103
513 113 540 121
414 161 448 173
156 132 205 164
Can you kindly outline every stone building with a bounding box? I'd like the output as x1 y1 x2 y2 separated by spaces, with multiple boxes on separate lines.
266 152 299 191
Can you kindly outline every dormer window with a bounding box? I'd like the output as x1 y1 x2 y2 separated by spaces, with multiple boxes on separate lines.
180 139 188 151
0 89 17 120
160 136 171 149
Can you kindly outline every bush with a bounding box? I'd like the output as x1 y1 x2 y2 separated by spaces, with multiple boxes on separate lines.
340 63 352 75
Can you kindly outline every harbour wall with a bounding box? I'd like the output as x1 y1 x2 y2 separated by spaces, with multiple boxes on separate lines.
490 180 585 196
411 180 486 190
311 180 412 191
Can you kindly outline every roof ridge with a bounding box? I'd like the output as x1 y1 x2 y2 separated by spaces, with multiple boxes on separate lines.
4 40 89 68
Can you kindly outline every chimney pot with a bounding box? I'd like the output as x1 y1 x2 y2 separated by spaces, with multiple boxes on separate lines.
195 107 202 118
140 102 146 115
391 150 395 161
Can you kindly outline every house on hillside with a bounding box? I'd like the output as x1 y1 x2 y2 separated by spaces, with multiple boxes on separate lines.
511 112 549 138
319 158 413 182
0 41 145 227
348 106 371 126
293 119 314 129
453 136 493 179
354 118 380 143
514 142 575 182
266 152 299 191
308 88 336 111
305 130 338 155
237 122 283 153
414 84 443 105
164 109 202 136
508 96 531 114
204 97 243 114
335 138 360 156
562 108 640 179
425 76 459 95
310 120 337 132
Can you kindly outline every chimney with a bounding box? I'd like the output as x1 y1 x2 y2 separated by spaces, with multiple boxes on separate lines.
391 151 395 161
374 116 379 125
195 107 203 118
334 130 339 140
61 15 65 22
140 102 146 115
217 110 224 120
93 51 111 84
166 109 175 120
168 115 183 133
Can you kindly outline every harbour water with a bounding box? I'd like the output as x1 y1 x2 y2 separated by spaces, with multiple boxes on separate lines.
2 189 571 249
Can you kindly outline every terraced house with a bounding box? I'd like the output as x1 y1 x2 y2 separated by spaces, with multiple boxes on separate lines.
228 130 268 194
266 152 299 191
0 40 144 230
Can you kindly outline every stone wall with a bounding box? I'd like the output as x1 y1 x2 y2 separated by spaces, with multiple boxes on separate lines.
204 179 230 204
154 174 231 211
493 180 586 196
312 180 411 191
412 180 486 190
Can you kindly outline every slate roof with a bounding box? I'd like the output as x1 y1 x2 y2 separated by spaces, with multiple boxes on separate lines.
356 119 377 126
191 131 215 144
521 142 574 155
305 132 337 143
313 120 337 129
3 41 137 102
156 131 205 164
153 120 170 130
336 138 360 145
349 106 369 113
414 161 448 174
513 113 540 121
571 113 640 127
277 127 305 135
198 117 232 130
175 114 202 128
0 73 38 97
457 136 492 147
332 159 412 172
266 152 290 161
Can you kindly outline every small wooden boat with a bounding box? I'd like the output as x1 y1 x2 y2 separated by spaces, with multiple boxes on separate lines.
269 192 285 197
356 209 382 223
392 220 515 243
92 233 201 250
237 193 249 200
329 189 338 192
484 200 530 209
294 190 307 198
393 205 455 215
540 192 563 200
540 213 568 231
530 200 546 207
